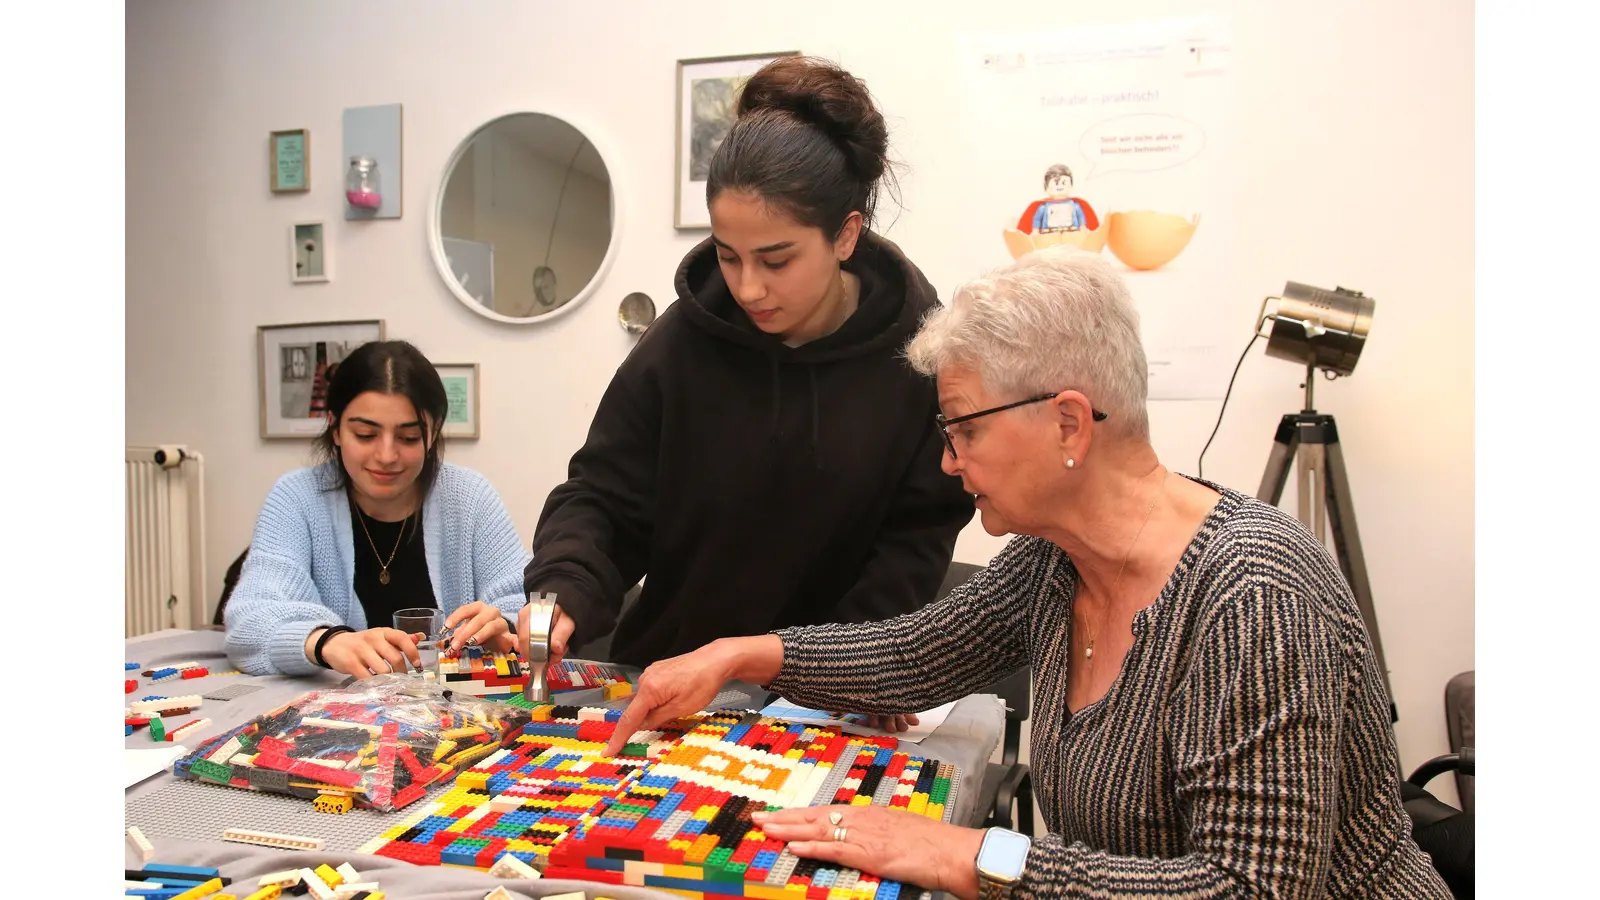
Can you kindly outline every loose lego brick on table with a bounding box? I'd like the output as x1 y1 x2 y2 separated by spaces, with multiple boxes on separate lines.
241 887 284 900
221 828 326 851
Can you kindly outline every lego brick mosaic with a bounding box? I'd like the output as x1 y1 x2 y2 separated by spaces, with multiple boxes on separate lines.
436 646 634 701
168 674 533 811
355 705 959 900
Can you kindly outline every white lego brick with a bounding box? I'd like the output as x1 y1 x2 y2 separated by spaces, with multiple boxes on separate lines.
168 717 213 741
299 716 382 735
333 882 381 898
300 867 336 900
222 828 326 851
542 891 588 900
131 694 203 714
484 888 518 900
335 863 360 883
487 853 542 880
126 825 155 863
257 869 303 888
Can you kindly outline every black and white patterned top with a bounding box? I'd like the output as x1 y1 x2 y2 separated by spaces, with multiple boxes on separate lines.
770 480 1451 898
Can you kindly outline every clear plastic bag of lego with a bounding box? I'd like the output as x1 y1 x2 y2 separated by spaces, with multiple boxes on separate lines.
170 673 533 812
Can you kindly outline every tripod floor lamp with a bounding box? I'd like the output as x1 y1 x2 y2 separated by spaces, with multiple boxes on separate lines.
1254 282 1396 725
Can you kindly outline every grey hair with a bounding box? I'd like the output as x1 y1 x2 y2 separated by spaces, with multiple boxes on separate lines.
906 247 1150 440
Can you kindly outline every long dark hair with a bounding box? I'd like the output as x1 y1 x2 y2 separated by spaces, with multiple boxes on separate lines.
311 340 448 500
706 56 899 237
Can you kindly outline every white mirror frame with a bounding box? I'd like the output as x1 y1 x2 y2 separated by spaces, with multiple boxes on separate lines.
429 108 624 325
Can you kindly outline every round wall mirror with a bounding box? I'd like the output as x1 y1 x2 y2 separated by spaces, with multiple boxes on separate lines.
430 112 619 323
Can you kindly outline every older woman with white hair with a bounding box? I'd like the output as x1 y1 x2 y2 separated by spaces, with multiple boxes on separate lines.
604 248 1450 899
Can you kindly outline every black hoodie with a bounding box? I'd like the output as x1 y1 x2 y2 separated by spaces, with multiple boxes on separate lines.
524 230 975 668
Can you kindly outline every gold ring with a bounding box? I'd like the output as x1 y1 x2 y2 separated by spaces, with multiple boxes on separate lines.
833 826 847 842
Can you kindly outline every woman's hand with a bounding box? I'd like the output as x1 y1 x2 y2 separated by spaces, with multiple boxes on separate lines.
752 806 986 900
603 635 785 756
516 601 576 670
319 628 423 678
445 601 516 654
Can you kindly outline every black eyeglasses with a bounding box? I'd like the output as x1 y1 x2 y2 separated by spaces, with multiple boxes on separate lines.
935 393 1108 460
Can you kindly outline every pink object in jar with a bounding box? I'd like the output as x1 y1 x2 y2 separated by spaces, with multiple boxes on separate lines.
346 190 382 210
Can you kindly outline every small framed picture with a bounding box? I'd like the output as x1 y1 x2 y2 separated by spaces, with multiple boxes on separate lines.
674 51 799 229
257 319 385 439
271 129 310 193
434 363 480 439
290 222 328 283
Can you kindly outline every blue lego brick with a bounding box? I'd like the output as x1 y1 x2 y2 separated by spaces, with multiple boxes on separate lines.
143 864 223 878
126 662 141 670
440 841 485 867
587 857 626 872
753 850 780 869
604 708 624 722
127 889 187 900
725 724 752 744
126 724 134 736
678 819 707 836
814 869 837 888
878 882 903 900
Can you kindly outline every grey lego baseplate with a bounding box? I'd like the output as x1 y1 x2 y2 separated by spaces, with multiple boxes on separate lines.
126 778 423 854
202 683 265 701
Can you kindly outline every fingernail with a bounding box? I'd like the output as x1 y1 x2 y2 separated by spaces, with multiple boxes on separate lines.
750 812 768 823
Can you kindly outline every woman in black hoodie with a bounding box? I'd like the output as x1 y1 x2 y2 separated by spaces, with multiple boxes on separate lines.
520 56 975 708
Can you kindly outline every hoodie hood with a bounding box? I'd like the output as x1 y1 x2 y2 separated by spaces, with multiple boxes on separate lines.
673 229 939 362
672 230 940 459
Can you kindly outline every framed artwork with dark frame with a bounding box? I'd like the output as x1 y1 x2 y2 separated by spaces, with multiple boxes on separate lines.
257 319 385 439
674 51 798 229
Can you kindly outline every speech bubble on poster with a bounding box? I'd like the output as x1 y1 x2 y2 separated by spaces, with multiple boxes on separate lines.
1079 113 1207 179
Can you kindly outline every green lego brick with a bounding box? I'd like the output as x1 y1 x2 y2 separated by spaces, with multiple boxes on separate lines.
189 759 232 784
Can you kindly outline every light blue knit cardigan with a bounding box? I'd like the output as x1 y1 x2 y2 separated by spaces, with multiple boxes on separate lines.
223 461 531 676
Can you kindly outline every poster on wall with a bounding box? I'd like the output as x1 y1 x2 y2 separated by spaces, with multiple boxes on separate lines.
257 319 385 439
956 16 1235 399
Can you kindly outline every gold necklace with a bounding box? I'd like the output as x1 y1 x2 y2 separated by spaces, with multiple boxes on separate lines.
354 503 410 586
1084 471 1166 660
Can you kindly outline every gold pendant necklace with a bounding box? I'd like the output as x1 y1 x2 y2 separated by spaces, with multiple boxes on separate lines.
355 503 408 586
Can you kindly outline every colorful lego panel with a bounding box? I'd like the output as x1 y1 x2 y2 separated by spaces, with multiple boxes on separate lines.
355 706 959 900
435 650 632 700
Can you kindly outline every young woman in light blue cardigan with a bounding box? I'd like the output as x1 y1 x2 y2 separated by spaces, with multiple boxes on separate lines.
224 340 530 678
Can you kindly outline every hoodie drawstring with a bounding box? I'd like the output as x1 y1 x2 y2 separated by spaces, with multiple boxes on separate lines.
807 366 821 468
768 356 781 441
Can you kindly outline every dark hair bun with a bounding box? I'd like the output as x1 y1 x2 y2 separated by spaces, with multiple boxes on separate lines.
738 56 888 185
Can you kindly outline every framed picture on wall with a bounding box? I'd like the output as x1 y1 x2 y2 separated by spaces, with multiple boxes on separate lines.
289 221 329 284
257 319 385 439
270 129 310 193
433 363 480 440
674 51 799 229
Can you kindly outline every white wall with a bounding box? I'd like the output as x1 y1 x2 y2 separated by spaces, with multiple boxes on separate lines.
126 0 1473 799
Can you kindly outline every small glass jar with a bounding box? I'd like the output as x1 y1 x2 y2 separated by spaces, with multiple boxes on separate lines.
345 156 382 210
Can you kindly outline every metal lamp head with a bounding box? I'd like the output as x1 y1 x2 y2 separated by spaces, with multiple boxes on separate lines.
1256 282 1375 378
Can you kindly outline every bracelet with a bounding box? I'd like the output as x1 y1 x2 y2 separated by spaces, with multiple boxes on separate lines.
312 625 356 668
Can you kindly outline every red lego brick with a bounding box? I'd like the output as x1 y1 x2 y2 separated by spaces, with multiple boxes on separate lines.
181 668 208 679
125 680 137 693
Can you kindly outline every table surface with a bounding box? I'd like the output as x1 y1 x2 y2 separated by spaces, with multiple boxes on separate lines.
123 629 1006 900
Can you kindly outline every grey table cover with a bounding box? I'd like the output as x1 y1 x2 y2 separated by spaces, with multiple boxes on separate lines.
124 629 1005 900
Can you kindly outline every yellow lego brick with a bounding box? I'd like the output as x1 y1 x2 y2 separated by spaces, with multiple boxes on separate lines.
663 865 705 879
926 803 945 821
495 657 511 676
656 890 701 900
828 890 856 900
908 795 928 815
784 748 805 759
240 886 282 900
314 864 343 888
433 740 459 761
668 838 693 852
850 793 874 806
604 681 633 700
693 804 720 820
504 838 541 853
442 726 487 740
169 879 225 900
746 887 797 900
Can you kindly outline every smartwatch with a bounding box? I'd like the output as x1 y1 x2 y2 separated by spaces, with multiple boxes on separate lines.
975 826 1031 900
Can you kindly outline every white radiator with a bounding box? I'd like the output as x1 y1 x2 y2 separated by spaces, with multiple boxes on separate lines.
125 445 208 637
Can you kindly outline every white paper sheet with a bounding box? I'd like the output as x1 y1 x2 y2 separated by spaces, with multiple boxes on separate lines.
759 699 957 743
126 745 188 789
